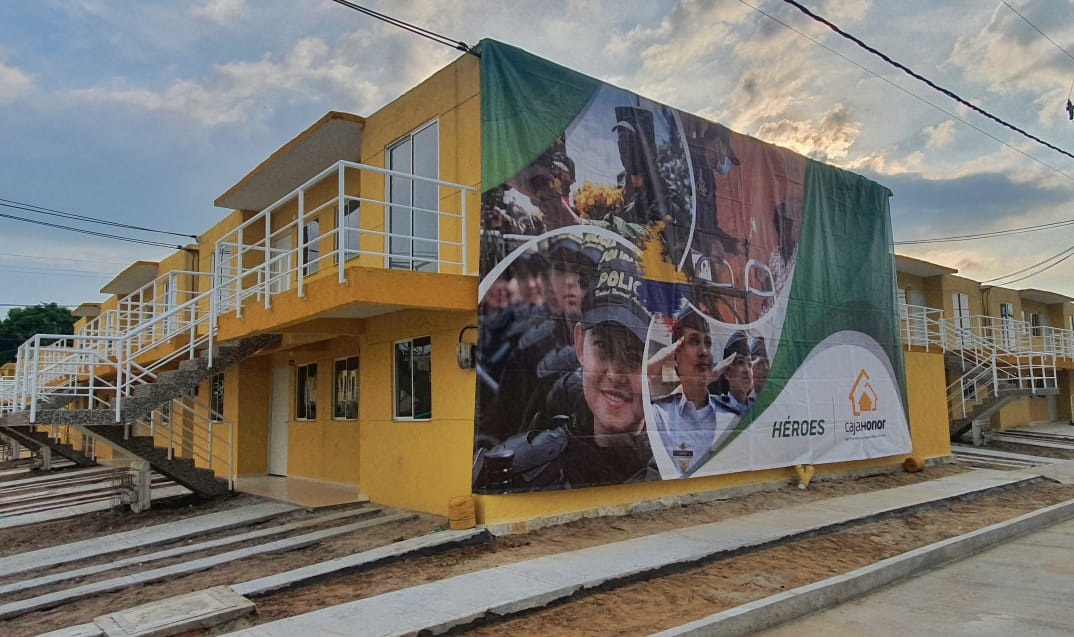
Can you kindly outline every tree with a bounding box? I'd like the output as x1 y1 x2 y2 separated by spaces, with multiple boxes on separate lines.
0 303 76 364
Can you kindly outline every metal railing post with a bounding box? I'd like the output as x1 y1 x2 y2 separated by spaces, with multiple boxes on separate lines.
338 164 346 284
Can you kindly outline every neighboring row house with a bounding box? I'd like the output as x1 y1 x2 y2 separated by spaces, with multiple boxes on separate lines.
1 41 1068 527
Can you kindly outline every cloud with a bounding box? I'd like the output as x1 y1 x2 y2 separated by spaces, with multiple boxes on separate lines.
67 36 394 128
0 61 33 104
189 0 247 26
820 0 872 26
753 104 862 162
924 120 956 149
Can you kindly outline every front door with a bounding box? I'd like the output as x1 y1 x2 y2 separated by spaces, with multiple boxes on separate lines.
267 367 289 476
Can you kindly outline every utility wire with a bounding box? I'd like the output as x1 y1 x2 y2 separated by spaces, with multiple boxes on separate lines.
999 0 1074 101
0 267 109 278
780 0 1074 161
326 0 477 56
894 218 1074 245
0 198 196 239
987 246 1074 286
0 251 129 266
738 0 1074 182
982 244 1074 283
999 1 1074 63
0 212 184 249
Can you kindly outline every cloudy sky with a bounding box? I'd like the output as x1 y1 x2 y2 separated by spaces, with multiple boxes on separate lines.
3 0 1074 313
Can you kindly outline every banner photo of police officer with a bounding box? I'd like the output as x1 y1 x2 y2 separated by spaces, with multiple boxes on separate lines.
473 39 911 493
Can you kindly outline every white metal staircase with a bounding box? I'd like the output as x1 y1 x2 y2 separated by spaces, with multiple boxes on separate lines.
0 159 477 498
900 304 1060 443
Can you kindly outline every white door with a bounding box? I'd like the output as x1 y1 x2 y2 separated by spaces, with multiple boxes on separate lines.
267 367 289 475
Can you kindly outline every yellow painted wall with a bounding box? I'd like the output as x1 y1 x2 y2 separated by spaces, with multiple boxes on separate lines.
234 354 271 475
904 350 951 459
278 335 363 485
996 399 1030 431
941 275 984 319
981 286 1020 319
1028 395 1053 423
358 309 476 515
359 51 481 273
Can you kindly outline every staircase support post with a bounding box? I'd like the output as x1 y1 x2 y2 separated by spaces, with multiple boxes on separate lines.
131 459 151 513
38 445 51 471
971 417 989 446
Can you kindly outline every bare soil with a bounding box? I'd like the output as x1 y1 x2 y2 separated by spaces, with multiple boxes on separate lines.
3 463 1073 637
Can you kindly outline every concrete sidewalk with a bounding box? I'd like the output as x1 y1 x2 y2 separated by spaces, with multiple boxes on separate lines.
755 516 1074 637
220 468 1053 637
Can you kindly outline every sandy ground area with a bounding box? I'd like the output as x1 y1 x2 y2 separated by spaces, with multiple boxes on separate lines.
3 462 1073 637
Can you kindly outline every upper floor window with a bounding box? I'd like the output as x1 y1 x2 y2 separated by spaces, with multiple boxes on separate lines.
394 336 431 420
1030 313 1042 337
302 220 320 276
387 121 439 272
337 199 360 263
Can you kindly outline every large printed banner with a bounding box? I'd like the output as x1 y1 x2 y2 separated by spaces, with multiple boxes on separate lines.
473 39 910 492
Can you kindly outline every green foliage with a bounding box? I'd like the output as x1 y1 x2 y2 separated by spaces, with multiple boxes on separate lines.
0 303 76 364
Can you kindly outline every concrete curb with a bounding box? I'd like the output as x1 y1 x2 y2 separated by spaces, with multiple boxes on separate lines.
651 497 1074 637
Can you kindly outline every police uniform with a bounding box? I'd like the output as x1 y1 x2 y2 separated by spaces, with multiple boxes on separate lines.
474 370 657 492
651 388 736 475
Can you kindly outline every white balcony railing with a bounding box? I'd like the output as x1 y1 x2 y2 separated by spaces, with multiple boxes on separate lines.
215 160 477 320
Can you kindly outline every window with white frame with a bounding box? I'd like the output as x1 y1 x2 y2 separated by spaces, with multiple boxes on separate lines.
387 121 439 272
213 244 235 312
302 220 320 276
209 373 224 423
336 199 360 263
268 232 293 294
394 336 431 420
295 363 317 420
952 292 971 346
333 355 359 420
1031 312 1042 337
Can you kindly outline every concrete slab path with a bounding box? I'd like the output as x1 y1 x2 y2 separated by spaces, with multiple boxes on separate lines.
0 512 417 620
754 515 1074 637
0 501 297 576
220 469 1034 637
0 507 384 596
0 484 192 530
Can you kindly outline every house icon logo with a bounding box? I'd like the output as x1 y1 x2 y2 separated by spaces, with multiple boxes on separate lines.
849 369 878 417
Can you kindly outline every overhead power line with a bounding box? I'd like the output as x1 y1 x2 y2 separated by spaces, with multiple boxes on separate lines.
0 211 184 249
0 198 196 240
983 243 1074 286
780 0 1074 162
327 0 477 56
737 0 1074 183
0 251 129 266
998 0 1074 106
999 1 1074 64
894 218 1074 245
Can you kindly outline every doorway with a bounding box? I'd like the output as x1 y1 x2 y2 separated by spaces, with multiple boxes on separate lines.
267 367 289 475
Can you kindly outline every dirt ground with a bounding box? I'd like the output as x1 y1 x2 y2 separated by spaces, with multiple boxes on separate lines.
4 462 1074 637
